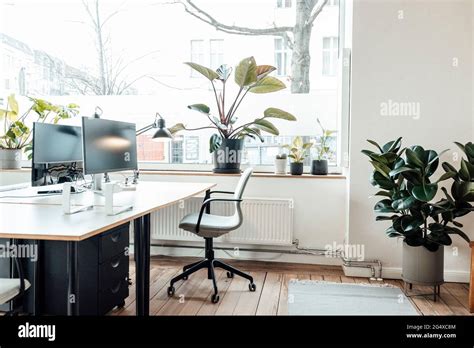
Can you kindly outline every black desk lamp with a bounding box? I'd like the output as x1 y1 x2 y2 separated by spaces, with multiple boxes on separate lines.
133 112 173 184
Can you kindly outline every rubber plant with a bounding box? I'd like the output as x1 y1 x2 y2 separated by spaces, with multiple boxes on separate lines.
362 138 471 252
169 57 296 152
0 94 80 158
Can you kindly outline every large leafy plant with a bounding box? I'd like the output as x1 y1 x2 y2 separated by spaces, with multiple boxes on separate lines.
362 138 471 252
169 57 296 152
0 94 79 158
284 136 312 163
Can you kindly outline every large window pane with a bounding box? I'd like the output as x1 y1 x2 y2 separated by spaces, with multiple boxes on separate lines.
0 0 341 169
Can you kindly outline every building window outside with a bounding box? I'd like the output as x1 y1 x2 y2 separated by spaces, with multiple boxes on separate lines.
190 40 205 77
276 0 292 8
322 37 339 76
209 39 224 70
328 0 339 6
185 136 200 161
274 38 291 76
171 139 184 163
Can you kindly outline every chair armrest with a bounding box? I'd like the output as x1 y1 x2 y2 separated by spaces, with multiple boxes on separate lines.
209 190 235 196
196 198 243 234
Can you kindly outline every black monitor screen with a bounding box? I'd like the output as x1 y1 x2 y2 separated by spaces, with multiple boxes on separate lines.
82 117 137 175
32 123 83 164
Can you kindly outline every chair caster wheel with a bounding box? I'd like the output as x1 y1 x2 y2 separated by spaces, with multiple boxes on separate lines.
249 283 256 292
211 294 220 303
167 286 175 297
226 271 234 278
183 276 188 280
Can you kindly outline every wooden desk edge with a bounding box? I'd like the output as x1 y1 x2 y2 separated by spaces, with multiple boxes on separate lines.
0 183 216 242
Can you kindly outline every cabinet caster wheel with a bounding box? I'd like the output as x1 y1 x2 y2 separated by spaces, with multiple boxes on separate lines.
226 271 234 278
117 300 126 308
211 294 220 304
183 276 188 280
249 283 256 292
167 286 175 297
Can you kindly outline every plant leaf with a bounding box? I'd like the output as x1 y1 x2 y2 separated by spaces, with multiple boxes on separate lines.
263 107 296 121
405 148 425 168
249 76 286 93
216 64 232 82
188 104 210 114
209 134 222 153
234 56 257 87
184 62 218 80
253 118 279 135
255 65 276 80
168 123 185 135
411 183 438 202
367 139 383 153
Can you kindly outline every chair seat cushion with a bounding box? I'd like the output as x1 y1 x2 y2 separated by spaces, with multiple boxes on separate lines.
179 213 240 238
0 278 31 305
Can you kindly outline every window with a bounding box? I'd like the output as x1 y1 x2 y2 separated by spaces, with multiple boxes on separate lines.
276 0 292 8
322 37 339 76
190 40 205 77
328 0 339 6
274 38 291 76
1 0 343 170
209 39 224 70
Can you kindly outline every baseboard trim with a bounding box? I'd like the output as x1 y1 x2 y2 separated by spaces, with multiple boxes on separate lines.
381 267 470 283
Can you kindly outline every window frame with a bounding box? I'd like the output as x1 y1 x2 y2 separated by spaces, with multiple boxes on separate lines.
322 36 339 76
274 37 291 76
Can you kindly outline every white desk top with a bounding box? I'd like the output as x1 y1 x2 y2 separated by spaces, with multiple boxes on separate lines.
0 181 215 241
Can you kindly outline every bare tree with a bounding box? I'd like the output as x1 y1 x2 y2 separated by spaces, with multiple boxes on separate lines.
179 0 329 94
69 0 154 95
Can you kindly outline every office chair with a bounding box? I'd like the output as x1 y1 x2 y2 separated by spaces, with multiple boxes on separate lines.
0 240 30 316
167 168 255 304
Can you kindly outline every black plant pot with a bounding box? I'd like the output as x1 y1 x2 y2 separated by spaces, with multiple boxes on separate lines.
311 159 328 175
290 162 304 175
212 138 244 174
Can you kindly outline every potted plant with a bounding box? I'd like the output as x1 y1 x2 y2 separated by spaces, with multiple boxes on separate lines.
274 153 288 175
169 57 296 173
284 136 312 175
311 118 335 175
0 95 79 169
362 138 471 288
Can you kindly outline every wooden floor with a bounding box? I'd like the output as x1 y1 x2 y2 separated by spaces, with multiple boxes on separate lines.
110 256 473 316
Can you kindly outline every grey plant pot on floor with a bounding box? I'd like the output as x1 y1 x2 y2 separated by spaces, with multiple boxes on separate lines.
401 242 444 287
0 149 22 169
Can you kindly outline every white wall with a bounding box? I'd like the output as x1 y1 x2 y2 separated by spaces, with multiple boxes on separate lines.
349 0 473 281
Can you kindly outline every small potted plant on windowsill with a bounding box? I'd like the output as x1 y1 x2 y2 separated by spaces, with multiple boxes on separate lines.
311 118 335 175
274 153 288 175
284 136 312 175
0 94 79 169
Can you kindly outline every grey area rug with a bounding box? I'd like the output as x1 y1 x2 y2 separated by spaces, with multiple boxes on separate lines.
288 280 419 315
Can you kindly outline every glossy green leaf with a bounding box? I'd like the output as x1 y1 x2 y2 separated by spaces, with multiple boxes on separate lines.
253 118 279 135
209 134 222 153
188 104 210 114
389 166 418 177
263 107 296 121
234 56 257 87
405 148 425 168
249 76 286 93
366 139 383 153
374 199 396 213
411 183 438 202
392 196 417 210
184 62 218 81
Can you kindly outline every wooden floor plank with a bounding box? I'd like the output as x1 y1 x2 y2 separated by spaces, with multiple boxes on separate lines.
256 273 282 315
233 271 266 315
196 271 233 316
277 273 297 316
178 270 224 316
340 276 355 283
323 275 341 283
214 274 248 315
443 283 471 312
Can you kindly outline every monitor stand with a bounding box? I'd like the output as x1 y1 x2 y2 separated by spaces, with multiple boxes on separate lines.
92 173 111 191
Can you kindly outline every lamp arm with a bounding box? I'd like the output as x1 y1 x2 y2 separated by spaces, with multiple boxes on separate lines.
136 123 156 136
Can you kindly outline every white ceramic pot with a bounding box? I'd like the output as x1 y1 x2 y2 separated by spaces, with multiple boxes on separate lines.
0 149 22 169
274 158 287 174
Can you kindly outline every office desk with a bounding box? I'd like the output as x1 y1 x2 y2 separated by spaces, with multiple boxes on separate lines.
0 181 215 316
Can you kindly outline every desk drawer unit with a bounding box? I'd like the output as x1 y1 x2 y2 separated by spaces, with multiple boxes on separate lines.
37 223 130 315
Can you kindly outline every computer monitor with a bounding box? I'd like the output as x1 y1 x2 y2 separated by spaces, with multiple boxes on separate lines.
81 117 138 175
31 123 84 187
32 123 82 164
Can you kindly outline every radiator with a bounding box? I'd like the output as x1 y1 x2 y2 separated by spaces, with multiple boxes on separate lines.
150 197 294 246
